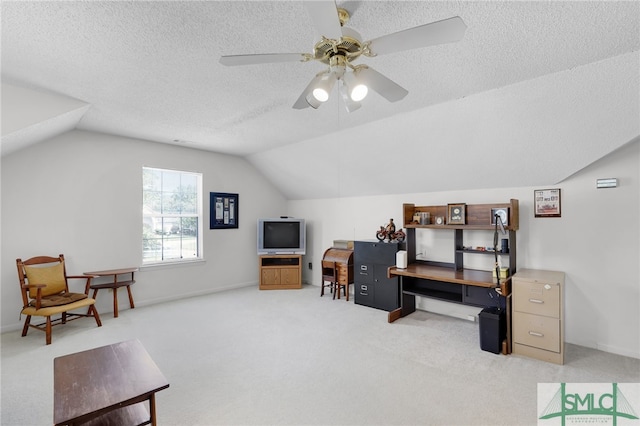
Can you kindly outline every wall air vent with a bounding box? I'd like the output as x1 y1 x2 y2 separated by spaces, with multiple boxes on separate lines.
596 178 618 189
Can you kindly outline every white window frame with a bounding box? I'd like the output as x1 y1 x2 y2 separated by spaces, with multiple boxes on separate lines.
142 166 203 265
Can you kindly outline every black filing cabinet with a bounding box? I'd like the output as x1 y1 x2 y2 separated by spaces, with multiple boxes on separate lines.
354 240 401 311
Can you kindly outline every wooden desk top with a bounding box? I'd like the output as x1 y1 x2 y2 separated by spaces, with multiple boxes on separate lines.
388 263 498 288
54 339 169 425
84 267 138 276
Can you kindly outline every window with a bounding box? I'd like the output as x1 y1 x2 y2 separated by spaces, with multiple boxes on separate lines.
142 167 203 264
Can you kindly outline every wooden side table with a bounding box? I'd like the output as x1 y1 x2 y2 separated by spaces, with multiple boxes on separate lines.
84 267 138 318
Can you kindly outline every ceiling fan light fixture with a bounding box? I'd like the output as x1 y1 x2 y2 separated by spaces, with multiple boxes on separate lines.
343 70 368 102
312 87 330 102
305 93 322 109
350 83 368 102
339 80 361 112
310 72 336 103
294 73 326 109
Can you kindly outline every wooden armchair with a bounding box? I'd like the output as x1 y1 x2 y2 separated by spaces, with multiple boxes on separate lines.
16 254 102 345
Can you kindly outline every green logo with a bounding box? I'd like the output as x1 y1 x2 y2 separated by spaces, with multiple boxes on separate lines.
539 383 639 425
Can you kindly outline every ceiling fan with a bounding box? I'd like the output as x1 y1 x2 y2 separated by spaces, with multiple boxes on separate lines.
219 1 466 112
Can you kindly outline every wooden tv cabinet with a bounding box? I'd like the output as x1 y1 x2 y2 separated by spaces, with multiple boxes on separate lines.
259 255 302 290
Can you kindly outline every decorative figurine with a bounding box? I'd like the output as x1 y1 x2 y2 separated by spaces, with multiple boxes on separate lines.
387 218 396 234
376 218 406 242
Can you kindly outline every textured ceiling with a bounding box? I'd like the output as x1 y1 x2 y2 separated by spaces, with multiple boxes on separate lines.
2 1 639 199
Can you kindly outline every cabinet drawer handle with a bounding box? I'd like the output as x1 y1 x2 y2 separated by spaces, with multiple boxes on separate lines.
528 331 544 337
529 298 544 304
360 292 368 296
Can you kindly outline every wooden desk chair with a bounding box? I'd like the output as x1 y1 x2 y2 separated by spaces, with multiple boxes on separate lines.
334 272 350 302
320 260 337 298
16 254 102 345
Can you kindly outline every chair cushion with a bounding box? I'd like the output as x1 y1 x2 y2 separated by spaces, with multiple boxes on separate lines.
22 296 95 317
28 292 88 308
24 262 67 298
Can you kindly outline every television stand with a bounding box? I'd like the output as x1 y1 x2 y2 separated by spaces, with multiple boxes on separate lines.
259 255 302 290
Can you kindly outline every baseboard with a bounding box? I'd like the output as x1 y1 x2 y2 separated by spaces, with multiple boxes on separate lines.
0 281 258 334
596 343 640 360
135 281 257 308
564 339 640 360
1 322 23 334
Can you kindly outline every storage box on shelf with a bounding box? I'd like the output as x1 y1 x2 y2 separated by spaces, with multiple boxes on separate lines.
512 269 565 364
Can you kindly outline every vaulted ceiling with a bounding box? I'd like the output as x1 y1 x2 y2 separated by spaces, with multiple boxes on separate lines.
2 1 639 199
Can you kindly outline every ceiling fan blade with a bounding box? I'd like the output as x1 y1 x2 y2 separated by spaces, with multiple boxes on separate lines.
305 0 343 40
292 90 311 110
366 16 467 56
357 67 408 103
220 53 307 66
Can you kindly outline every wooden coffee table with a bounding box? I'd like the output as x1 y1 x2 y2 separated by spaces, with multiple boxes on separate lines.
54 339 169 425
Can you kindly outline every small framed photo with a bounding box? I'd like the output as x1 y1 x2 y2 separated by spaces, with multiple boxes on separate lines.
491 208 509 226
534 189 561 218
447 203 466 225
210 192 238 229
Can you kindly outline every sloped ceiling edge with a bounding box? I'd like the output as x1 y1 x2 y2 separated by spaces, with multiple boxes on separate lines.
247 52 640 200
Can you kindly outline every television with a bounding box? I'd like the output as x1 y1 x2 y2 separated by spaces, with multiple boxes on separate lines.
257 218 306 255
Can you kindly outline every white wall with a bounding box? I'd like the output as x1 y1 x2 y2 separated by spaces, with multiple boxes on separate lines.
1 130 287 330
2 130 638 359
289 140 639 359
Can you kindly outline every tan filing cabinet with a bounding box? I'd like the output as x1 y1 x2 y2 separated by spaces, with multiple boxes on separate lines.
512 269 565 364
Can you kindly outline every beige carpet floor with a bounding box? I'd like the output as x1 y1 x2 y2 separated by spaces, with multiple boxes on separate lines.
1 284 638 425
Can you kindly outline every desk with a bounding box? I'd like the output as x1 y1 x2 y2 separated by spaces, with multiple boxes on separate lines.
322 247 354 300
54 339 169 426
388 263 512 353
84 267 137 318
389 263 500 288
388 263 511 317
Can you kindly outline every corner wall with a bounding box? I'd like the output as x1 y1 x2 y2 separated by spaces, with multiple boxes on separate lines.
289 140 639 359
1 130 287 331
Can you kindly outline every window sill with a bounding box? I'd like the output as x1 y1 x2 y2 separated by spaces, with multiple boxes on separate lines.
140 258 206 271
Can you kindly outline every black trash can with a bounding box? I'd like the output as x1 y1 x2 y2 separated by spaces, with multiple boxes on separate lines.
479 307 506 354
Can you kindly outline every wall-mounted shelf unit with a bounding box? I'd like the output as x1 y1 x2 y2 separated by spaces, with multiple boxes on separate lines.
400 199 518 276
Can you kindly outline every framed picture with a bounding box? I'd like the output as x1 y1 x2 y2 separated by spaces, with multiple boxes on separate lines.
447 203 466 225
534 189 561 218
210 192 238 229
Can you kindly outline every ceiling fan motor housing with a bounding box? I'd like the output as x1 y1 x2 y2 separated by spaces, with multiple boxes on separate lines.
314 27 363 64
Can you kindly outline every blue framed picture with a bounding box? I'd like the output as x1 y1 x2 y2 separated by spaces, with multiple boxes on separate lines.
210 192 238 229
